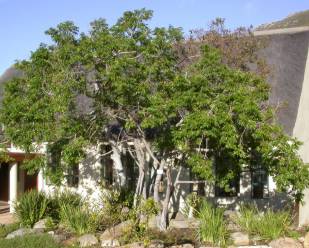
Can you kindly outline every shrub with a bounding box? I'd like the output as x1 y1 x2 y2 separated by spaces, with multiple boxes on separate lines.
237 204 293 241
255 210 292 240
197 201 229 247
47 190 82 221
14 190 49 227
100 189 128 230
236 204 258 233
0 223 20 239
59 204 99 235
182 193 203 218
0 234 61 248
122 198 159 243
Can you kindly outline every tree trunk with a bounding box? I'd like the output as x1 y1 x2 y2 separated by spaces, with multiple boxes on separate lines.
133 139 147 205
110 141 126 188
159 167 173 230
154 160 165 203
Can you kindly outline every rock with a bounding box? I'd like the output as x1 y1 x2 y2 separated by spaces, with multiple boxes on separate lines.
169 219 200 229
149 240 164 248
199 247 220 248
121 207 130 215
174 212 186 221
227 221 241 232
100 220 132 240
101 239 120 247
119 242 144 248
78 234 99 247
298 236 305 243
33 219 47 231
231 232 250 246
236 246 269 248
169 244 194 248
48 231 55 236
148 215 159 229
62 236 77 246
52 234 68 244
269 237 302 248
224 210 238 220
6 228 34 239
304 232 309 248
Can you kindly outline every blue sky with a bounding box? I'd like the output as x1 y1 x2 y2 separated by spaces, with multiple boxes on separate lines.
1 0 309 75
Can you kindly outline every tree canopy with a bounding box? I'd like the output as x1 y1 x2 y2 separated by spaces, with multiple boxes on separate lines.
1 9 308 229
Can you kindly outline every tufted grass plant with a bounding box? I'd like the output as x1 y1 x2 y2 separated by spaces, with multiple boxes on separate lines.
197 200 229 247
59 204 99 235
47 190 82 221
14 190 49 227
237 204 293 241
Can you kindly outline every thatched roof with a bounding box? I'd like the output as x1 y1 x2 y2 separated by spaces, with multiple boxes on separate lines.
256 29 309 135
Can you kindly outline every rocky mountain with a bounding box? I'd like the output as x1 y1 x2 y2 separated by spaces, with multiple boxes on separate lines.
257 10 309 30
0 67 22 103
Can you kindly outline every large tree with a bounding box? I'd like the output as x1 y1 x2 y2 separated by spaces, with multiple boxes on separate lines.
1 9 308 230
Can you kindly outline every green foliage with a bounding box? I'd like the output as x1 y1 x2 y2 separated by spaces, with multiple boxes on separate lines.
121 198 159 244
48 190 82 221
1 8 308 204
100 189 133 230
59 204 99 235
0 223 20 239
237 204 293 241
44 217 57 231
236 204 258 233
0 234 61 248
182 193 203 218
257 210 292 240
197 201 229 247
14 190 49 227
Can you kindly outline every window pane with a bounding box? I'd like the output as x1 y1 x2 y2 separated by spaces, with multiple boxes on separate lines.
251 169 268 199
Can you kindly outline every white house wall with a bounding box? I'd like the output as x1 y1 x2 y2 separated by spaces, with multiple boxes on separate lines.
292 37 309 226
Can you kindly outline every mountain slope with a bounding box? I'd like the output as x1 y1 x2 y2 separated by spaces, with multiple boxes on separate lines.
257 10 309 30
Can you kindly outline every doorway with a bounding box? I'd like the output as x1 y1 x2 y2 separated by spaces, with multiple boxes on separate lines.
0 163 9 202
24 171 38 192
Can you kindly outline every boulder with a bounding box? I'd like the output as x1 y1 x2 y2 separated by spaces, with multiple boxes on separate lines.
174 212 186 221
304 232 309 248
100 220 132 240
224 210 238 220
149 240 164 248
119 242 144 248
235 246 269 248
78 234 99 247
6 228 34 239
52 234 67 243
269 237 302 248
169 244 194 248
33 219 47 231
101 239 120 247
169 219 200 229
230 232 250 246
62 236 77 246
148 215 159 229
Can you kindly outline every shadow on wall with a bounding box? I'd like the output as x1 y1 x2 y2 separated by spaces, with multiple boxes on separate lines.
208 192 293 212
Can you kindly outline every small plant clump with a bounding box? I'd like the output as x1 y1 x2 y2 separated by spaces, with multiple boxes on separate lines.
14 190 49 227
197 200 230 247
59 204 99 235
236 204 293 241
0 223 20 239
0 234 61 248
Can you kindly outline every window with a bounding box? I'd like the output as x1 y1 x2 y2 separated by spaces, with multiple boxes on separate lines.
100 145 114 187
67 164 79 188
251 167 269 199
122 153 138 191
